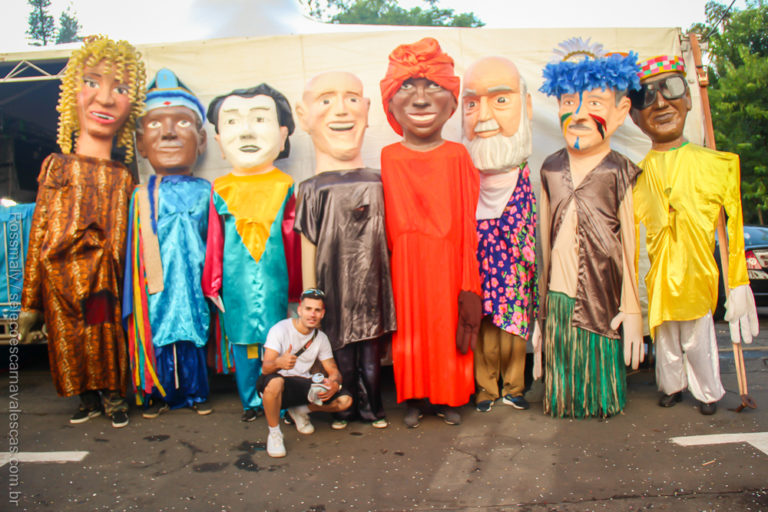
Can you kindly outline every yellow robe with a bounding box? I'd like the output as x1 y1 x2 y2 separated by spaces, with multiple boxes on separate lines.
633 143 748 334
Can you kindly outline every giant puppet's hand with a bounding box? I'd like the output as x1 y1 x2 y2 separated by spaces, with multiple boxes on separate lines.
531 320 543 381
456 290 482 354
208 295 226 313
610 312 644 370
725 284 759 344
18 310 44 344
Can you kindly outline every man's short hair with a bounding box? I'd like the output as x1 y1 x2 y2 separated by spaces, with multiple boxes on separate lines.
300 288 326 306
206 83 295 159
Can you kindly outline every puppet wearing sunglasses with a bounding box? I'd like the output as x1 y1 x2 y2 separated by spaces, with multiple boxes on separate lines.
629 74 688 111
630 56 758 416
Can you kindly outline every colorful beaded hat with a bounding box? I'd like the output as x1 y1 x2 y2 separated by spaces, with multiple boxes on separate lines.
636 55 686 81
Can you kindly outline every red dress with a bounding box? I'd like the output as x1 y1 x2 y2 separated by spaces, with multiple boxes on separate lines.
381 141 481 406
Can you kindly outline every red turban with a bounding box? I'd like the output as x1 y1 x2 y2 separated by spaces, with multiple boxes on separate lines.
379 37 460 136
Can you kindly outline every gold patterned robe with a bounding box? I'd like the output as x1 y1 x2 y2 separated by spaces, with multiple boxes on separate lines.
22 153 135 397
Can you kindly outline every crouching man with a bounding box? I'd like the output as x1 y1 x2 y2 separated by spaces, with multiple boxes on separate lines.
257 288 352 457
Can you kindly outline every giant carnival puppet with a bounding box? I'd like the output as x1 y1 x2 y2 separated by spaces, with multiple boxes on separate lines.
461 57 538 413
123 68 213 418
630 56 758 415
19 36 146 428
203 84 301 422
380 37 482 427
533 38 644 419
294 71 396 429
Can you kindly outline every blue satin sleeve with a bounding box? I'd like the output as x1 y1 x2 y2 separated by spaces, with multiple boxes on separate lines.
147 176 212 347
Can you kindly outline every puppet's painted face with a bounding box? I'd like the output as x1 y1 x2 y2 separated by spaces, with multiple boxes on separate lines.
76 60 132 142
299 72 370 163
462 57 532 171
629 72 691 145
215 94 287 173
558 87 629 154
389 78 455 144
462 60 526 141
137 106 205 176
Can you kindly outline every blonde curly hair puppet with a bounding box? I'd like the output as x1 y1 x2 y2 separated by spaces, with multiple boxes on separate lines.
56 35 146 162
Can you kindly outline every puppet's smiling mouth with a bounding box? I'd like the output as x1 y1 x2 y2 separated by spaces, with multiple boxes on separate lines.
329 122 355 131
90 111 116 122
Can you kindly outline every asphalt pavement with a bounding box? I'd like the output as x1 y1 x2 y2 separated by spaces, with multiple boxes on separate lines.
1 313 767 511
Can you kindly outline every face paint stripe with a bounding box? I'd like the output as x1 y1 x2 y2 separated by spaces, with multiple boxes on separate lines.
561 113 573 139
589 114 607 140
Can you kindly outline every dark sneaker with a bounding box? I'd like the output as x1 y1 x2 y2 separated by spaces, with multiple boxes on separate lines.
658 392 683 408
192 401 213 416
331 419 348 430
435 406 462 425
70 406 101 424
241 409 261 422
141 401 169 419
371 418 389 429
699 401 717 415
476 400 494 413
503 394 530 410
403 407 422 428
110 411 129 428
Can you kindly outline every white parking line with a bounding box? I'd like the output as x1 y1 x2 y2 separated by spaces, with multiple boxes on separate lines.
0 451 89 467
671 433 768 456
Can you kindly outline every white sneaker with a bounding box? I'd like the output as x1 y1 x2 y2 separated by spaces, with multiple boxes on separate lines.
267 431 286 458
287 406 315 435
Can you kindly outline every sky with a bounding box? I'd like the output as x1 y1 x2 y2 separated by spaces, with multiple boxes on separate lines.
0 0 747 53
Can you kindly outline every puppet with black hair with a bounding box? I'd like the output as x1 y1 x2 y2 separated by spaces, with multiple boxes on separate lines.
202 84 301 422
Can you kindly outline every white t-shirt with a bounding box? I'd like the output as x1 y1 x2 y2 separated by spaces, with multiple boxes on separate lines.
264 318 333 379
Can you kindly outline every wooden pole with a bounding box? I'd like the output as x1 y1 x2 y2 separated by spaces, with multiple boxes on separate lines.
689 32 756 410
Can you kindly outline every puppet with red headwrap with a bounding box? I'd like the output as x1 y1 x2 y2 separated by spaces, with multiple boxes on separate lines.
380 37 482 427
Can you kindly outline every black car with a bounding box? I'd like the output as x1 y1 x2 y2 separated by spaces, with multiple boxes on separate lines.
715 224 768 318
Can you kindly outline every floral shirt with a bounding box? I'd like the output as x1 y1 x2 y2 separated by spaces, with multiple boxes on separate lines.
476 165 538 338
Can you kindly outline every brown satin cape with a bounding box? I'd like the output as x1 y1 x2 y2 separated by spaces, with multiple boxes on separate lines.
295 168 397 349
540 149 641 339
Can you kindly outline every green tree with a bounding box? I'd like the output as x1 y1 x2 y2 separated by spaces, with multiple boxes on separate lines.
694 1 768 224
299 0 484 27
26 0 55 46
711 52 768 223
56 6 82 44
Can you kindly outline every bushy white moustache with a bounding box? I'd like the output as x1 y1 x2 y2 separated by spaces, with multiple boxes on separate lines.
465 120 532 172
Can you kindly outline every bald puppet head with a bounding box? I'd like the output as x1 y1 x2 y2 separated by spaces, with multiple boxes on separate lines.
296 71 371 172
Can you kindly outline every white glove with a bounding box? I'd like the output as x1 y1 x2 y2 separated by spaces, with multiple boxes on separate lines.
610 312 644 370
531 320 543 381
724 284 759 344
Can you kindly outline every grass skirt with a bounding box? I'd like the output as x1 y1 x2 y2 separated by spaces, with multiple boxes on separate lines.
544 291 626 418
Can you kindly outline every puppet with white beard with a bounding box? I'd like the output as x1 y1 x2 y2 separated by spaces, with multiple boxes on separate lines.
461 56 538 413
